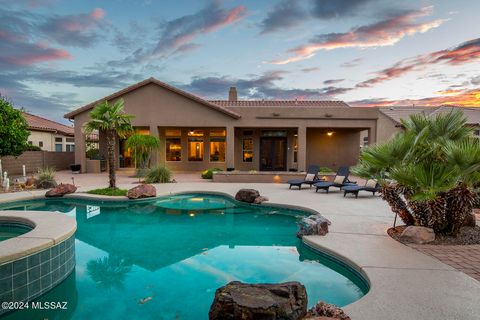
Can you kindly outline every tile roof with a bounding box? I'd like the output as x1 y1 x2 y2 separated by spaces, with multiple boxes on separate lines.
23 112 74 136
64 77 241 119
209 100 350 107
379 105 480 125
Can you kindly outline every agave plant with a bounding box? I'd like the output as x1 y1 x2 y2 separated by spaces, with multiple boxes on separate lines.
353 109 480 235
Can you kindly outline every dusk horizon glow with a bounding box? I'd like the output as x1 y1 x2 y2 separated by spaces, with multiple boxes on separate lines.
0 0 479 124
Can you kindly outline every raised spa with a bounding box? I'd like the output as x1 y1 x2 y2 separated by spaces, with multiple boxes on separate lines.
0 193 368 319
0 223 32 242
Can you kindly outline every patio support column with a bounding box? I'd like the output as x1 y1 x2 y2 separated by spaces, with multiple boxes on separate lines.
74 118 87 173
149 125 160 166
368 126 377 146
226 126 235 170
297 126 307 172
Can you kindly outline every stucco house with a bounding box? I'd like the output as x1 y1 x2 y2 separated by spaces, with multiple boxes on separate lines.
369 106 480 145
23 112 75 152
65 77 380 173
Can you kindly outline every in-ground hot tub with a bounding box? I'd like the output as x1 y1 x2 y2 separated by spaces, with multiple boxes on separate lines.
0 222 32 242
0 211 77 316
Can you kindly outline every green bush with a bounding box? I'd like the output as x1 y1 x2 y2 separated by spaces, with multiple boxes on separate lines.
86 147 100 159
36 167 57 189
201 168 223 179
318 167 333 173
144 166 171 183
24 145 42 151
87 188 128 196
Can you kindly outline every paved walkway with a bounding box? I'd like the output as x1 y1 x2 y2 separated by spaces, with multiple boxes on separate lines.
410 244 480 281
1 176 480 319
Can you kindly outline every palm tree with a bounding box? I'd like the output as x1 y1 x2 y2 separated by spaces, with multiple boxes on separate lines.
125 133 160 170
84 99 134 189
353 109 480 235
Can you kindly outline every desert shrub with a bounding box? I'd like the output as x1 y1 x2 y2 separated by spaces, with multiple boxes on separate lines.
86 147 100 159
201 168 223 179
353 110 480 235
144 166 171 183
318 167 333 173
36 167 57 189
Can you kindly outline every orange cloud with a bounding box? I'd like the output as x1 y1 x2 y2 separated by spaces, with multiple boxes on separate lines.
271 6 445 64
351 88 480 107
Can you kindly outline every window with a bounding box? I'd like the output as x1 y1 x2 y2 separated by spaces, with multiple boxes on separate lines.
38 141 43 148
55 144 62 152
188 130 204 161
166 129 182 161
363 136 369 146
55 137 63 142
210 130 225 162
261 130 287 137
28 141 33 145
66 145 75 152
474 129 480 137
66 137 75 143
243 138 253 162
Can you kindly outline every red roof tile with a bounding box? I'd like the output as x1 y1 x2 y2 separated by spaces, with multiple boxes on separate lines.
208 100 350 107
23 112 74 136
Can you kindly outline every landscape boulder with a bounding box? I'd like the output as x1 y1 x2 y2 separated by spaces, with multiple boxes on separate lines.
209 281 307 320
45 183 77 197
297 214 331 238
36 179 57 189
463 213 476 227
127 184 156 199
400 226 435 244
305 301 351 320
26 177 37 187
235 189 260 203
253 196 269 204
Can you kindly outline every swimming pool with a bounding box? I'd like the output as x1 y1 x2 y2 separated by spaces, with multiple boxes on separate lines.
0 193 368 319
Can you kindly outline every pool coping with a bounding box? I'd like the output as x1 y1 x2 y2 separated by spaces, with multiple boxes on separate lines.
0 210 77 265
1 186 480 320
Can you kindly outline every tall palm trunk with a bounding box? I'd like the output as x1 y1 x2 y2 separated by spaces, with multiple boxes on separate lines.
445 184 476 235
107 129 116 189
381 185 415 225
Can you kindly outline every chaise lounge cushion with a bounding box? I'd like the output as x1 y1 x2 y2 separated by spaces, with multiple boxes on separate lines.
305 173 315 181
365 179 377 188
333 175 345 184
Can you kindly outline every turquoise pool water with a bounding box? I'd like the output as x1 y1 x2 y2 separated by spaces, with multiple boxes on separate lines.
0 194 368 320
0 223 32 242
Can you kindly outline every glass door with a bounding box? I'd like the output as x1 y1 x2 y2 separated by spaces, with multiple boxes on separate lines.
260 137 287 171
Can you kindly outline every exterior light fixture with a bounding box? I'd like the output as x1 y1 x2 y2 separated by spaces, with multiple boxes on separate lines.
327 131 334 136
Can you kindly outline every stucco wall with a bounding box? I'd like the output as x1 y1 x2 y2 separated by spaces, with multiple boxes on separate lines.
376 112 403 143
1 151 75 175
28 131 74 152
306 128 361 169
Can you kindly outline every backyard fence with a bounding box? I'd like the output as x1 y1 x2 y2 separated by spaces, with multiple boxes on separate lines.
0 151 75 176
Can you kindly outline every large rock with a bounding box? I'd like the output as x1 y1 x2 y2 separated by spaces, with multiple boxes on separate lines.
253 196 269 204
297 214 331 238
305 301 351 320
36 179 57 189
127 184 156 199
400 226 435 244
45 183 76 197
235 189 260 203
209 281 307 320
463 213 476 227
26 177 37 187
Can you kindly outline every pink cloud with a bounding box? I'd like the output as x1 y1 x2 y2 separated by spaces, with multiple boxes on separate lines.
4 46 71 65
204 6 246 32
271 6 446 64
90 8 105 20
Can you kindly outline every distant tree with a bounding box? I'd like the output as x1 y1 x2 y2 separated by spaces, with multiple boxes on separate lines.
84 99 134 189
0 95 29 157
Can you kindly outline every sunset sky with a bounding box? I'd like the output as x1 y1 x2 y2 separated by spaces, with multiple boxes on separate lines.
1 0 479 123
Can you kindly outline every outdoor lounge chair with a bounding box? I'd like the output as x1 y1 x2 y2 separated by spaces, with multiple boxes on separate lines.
341 179 381 198
313 166 356 193
287 165 320 189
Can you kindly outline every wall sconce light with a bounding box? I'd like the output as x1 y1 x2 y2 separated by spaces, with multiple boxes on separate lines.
327 131 334 136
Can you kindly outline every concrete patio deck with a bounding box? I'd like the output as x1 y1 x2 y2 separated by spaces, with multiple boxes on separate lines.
1 174 479 319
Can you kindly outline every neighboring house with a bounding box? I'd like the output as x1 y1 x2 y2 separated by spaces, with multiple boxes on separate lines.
365 106 480 145
23 112 75 152
65 77 380 173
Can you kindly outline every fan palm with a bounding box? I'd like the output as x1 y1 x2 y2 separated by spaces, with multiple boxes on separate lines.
84 99 134 189
125 133 160 170
353 109 480 235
